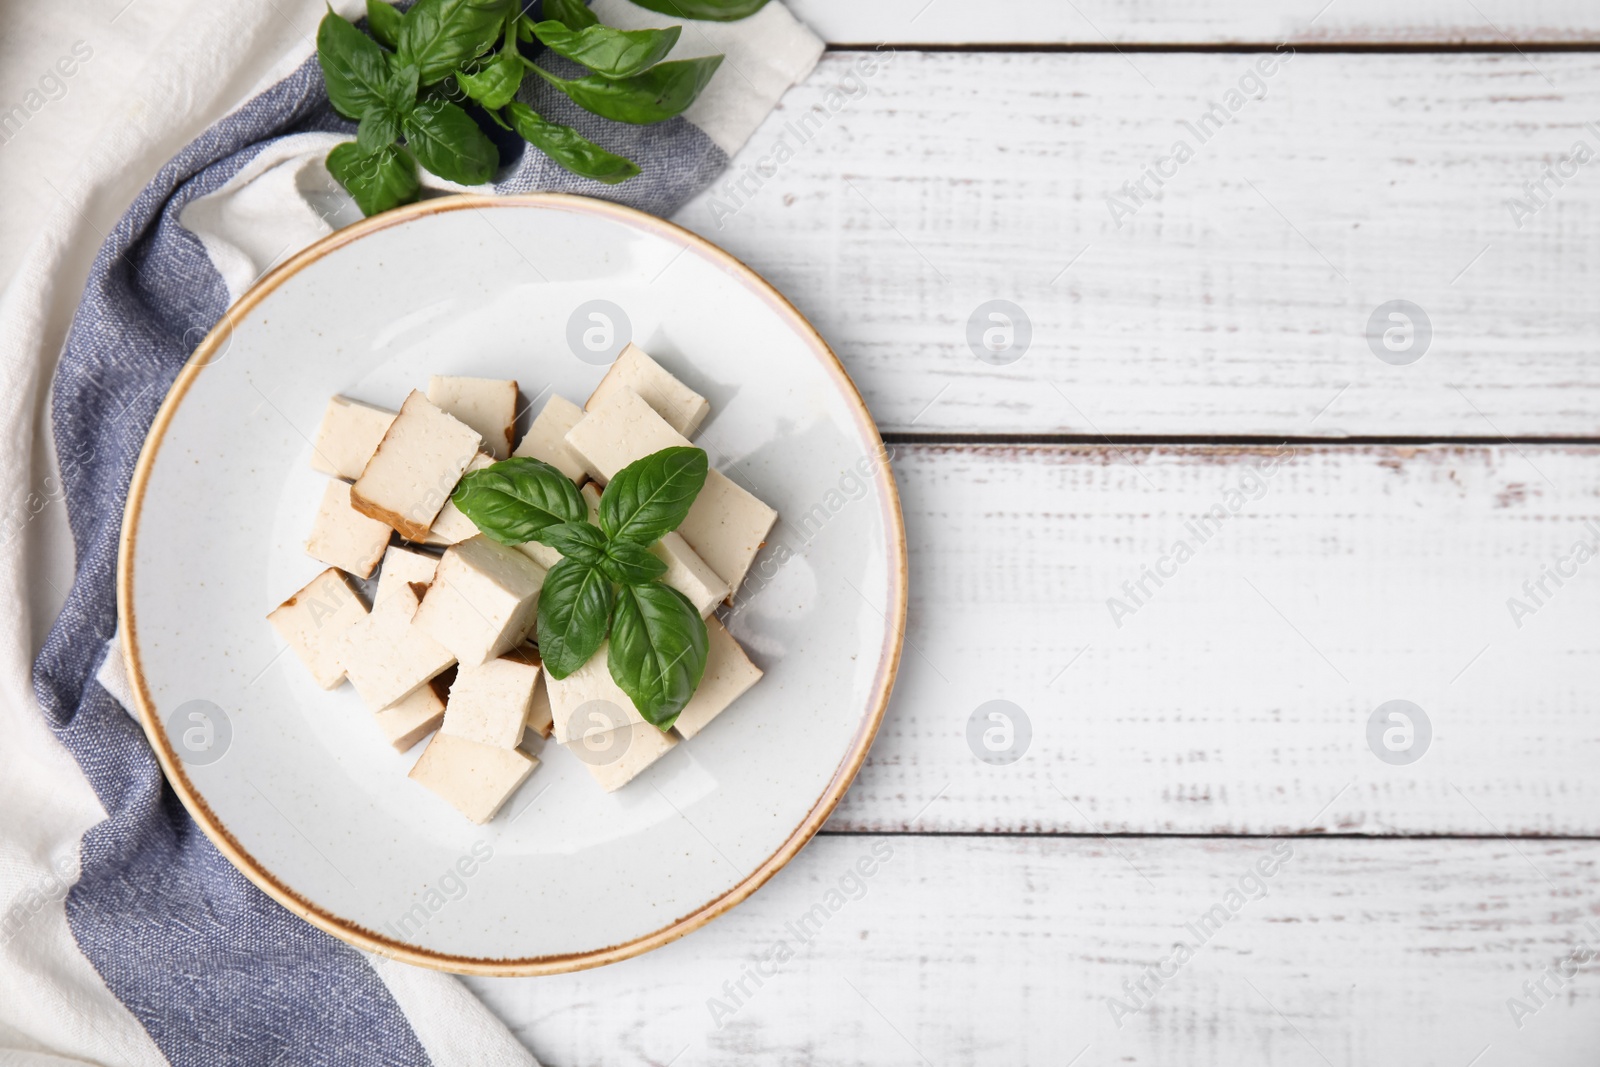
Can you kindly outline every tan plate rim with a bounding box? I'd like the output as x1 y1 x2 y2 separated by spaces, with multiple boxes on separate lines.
116 192 908 977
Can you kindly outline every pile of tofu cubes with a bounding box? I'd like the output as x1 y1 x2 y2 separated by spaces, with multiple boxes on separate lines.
267 345 776 823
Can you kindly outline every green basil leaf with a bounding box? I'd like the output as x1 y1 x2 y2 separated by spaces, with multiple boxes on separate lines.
537 0 598 31
599 446 708 545
365 0 405 48
451 457 587 544
537 557 616 679
533 55 722 125
402 97 499 184
530 520 608 566
356 109 400 155
529 20 680 79
598 541 668 585
384 63 420 112
318 9 394 120
608 582 707 728
502 102 639 184
455 47 525 109
397 0 513 84
623 0 770 20
327 142 420 216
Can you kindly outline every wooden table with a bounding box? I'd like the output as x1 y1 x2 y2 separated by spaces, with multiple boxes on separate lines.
469 4 1600 1062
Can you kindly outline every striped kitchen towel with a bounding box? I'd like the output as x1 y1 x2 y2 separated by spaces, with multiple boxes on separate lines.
11 2 821 1064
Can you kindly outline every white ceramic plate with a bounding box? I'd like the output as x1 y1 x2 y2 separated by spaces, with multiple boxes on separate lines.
119 194 906 975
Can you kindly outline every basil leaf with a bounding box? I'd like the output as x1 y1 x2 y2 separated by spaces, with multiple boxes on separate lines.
356 109 400 155
537 558 616 679
327 142 420 216
528 20 680 79
503 103 639 184
599 446 708 545
530 520 608 566
451 457 587 544
533 55 723 125
455 47 524 109
365 0 405 48
384 63 420 112
608 583 707 729
397 0 512 84
598 541 668 585
538 0 598 31
318 9 394 120
624 0 770 20
403 97 499 184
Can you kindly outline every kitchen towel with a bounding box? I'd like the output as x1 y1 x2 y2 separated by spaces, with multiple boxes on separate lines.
6 2 822 1064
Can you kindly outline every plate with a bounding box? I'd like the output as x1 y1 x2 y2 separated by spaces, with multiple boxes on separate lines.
118 194 906 975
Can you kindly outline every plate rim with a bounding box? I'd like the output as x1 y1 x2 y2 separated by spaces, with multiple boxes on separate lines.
116 192 908 976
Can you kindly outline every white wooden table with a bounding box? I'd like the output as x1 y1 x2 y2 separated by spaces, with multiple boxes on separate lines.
468 4 1600 1063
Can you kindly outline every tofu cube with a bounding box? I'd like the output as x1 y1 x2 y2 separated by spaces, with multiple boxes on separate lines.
342 584 457 711
374 672 451 751
425 451 495 546
563 722 677 793
511 394 587 484
545 640 646 744
409 732 536 823
266 568 368 689
427 375 518 460
585 343 710 437
527 669 554 739
351 390 483 541
309 396 395 480
305 479 391 579
411 536 547 667
441 652 541 748
565 387 776 592
372 544 440 612
672 616 763 739
652 532 729 618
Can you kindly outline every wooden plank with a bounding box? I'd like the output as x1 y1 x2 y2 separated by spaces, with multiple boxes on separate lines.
801 444 1600 835
788 0 1600 44
466 835 1600 1066
673 52 1600 437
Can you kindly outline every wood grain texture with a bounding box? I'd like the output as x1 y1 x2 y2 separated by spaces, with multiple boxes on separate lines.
789 0 1600 44
466 834 1600 1066
672 51 1600 437
814 444 1600 835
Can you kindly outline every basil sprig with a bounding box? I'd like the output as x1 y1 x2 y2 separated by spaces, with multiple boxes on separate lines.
317 0 764 214
451 446 711 729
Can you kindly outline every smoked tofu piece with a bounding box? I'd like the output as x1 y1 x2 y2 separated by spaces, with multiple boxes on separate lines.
374 673 450 751
585 343 710 437
441 653 541 748
425 451 495 546
563 722 677 793
309 396 395 480
671 617 763 740
409 732 536 823
411 536 547 667
372 544 440 611
546 640 646 744
342 584 456 712
527 670 554 739
427 375 518 460
351 390 482 541
304 479 391 580
653 531 729 618
564 387 776 592
266 568 368 689
511 394 587 484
